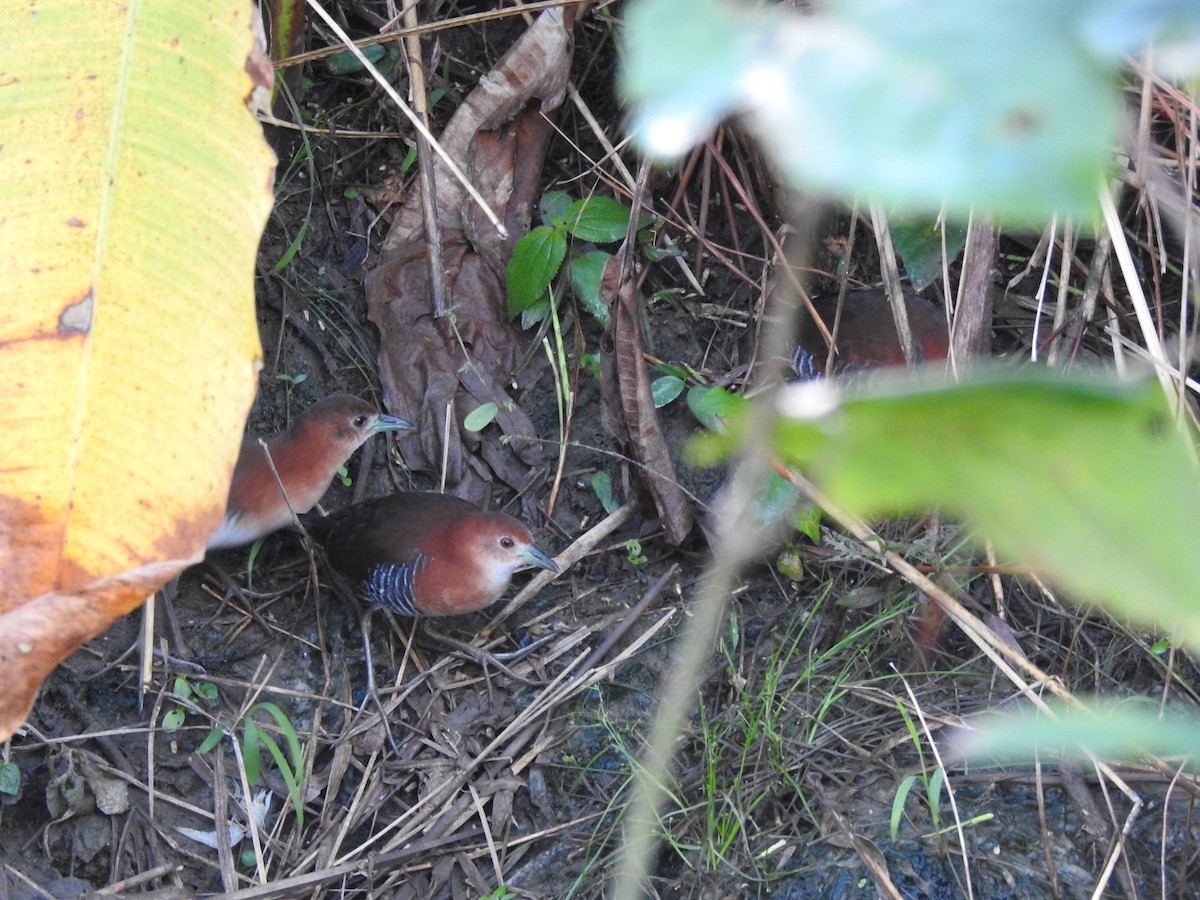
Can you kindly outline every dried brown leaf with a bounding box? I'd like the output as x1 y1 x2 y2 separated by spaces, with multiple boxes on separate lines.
367 11 572 503
599 256 695 544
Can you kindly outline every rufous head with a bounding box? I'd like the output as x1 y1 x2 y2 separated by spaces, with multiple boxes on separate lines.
441 511 560 603
294 394 413 455
206 396 413 551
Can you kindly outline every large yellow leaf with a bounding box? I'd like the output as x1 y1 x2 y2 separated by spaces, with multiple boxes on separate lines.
0 0 275 739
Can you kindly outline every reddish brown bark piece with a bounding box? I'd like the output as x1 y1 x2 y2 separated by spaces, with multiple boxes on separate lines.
366 10 572 505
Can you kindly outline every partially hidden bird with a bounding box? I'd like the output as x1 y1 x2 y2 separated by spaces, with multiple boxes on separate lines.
791 288 950 378
318 492 560 617
207 394 413 551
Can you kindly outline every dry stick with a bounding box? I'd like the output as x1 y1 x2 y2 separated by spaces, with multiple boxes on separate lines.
397 0 447 316
575 563 679 673
303 0 506 239
868 202 918 367
541 102 745 295
280 0 585 69
218 817 596 899
823 202 860 375
808 774 904 900
543 319 574 517
1100 187 1171 377
1061 226 1112 363
211 747 239 892
94 862 184 895
482 500 637 632
705 141 834 348
138 593 155 709
335 612 677 865
609 477 774 898
951 212 997 372
1044 218 1072 366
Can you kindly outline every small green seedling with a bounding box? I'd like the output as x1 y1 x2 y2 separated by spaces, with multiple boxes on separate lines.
507 190 659 329
626 539 648 566
200 701 307 829
162 676 219 731
0 761 21 797
591 471 619 514
464 402 499 432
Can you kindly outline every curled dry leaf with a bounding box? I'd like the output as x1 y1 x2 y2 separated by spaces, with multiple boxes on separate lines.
599 255 695 545
367 10 572 506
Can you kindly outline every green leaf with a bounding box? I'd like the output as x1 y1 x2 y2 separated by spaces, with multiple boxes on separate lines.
401 145 418 173
651 375 685 408
0 762 20 797
685 384 747 433
564 196 631 242
653 362 691 380
791 502 822 543
641 242 681 263
592 471 619 514
325 43 387 75
927 767 945 825
464 402 499 432
1080 0 1200 67
252 702 304 774
173 677 192 701
621 0 1122 222
252 727 306 828
162 708 186 730
958 699 1200 764
507 226 567 316
196 681 219 704
539 190 573 225
891 774 918 838
581 352 601 379
768 371 1200 645
569 250 612 326
268 215 309 276
520 298 551 330
198 727 226 754
620 0 754 148
747 471 802 530
889 213 968 292
242 720 262 785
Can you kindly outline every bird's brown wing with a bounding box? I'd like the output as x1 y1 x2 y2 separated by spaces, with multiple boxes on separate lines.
319 492 479 582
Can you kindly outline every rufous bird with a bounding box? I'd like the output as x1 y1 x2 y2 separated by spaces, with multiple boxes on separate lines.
319 492 560 617
792 289 950 378
207 394 413 551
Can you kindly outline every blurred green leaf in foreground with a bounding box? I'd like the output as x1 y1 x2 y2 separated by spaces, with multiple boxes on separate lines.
621 0 1199 223
691 372 1200 648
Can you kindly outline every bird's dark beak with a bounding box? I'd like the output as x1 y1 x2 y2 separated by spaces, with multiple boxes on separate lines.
522 546 560 574
375 413 415 433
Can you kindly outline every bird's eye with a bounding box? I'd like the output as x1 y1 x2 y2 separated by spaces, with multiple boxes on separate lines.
500 536 515 549
353 415 369 428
